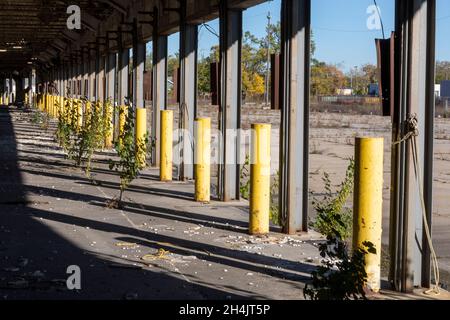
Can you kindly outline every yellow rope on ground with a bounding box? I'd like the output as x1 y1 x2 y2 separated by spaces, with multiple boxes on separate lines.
141 248 171 261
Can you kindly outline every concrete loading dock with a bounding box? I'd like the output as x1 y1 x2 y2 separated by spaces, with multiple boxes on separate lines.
0 0 448 299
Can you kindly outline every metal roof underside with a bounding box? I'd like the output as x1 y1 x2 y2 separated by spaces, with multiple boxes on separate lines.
0 0 266 74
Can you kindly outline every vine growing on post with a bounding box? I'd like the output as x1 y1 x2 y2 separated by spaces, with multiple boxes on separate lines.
239 154 251 200
304 158 376 300
303 236 376 300
70 100 109 176
240 155 281 226
311 158 355 240
56 98 77 153
108 105 149 207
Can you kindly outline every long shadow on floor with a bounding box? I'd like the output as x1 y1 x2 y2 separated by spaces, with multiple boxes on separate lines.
0 107 258 300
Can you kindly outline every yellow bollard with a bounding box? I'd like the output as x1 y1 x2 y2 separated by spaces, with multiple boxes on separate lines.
85 100 92 123
194 118 211 202
49 95 52 117
135 108 147 166
160 110 173 182
77 100 83 130
59 96 64 118
67 98 73 126
53 96 57 118
353 137 384 293
249 124 271 235
51 95 55 118
118 105 128 147
104 102 114 149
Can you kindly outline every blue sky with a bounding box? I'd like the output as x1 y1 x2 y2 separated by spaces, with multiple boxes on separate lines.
164 0 450 73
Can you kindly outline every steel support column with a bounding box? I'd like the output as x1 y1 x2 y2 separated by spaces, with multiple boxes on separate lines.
62 63 67 98
72 61 77 97
218 1 242 201
82 56 88 98
118 48 129 107
390 0 436 292
88 55 96 101
106 52 117 102
1 77 5 103
77 60 82 98
279 0 311 234
179 5 198 181
132 29 145 110
152 35 168 167
9 75 13 103
97 54 105 102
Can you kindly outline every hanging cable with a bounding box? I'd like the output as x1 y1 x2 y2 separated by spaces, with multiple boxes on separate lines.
201 23 219 38
393 114 441 295
373 0 386 39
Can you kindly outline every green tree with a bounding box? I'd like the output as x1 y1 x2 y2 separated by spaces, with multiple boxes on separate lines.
436 61 450 83
311 62 347 96
109 106 148 206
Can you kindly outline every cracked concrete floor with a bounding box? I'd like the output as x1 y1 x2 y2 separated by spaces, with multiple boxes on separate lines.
1 106 448 300
0 107 322 300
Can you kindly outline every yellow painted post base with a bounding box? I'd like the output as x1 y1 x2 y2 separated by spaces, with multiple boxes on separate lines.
160 110 173 182
136 108 147 167
353 137 384 293
118 105 128 148
104 102 114 149
195 118 211 203
249 124 271 235
76 100 83 131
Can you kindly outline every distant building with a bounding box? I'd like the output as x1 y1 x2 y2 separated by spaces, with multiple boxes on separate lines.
368 83 379 96
441 80 450 98
336 88 353 96
435 84 441 97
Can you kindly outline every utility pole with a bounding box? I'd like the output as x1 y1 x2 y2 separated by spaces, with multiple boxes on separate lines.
265 11 271 107
350 71 353 93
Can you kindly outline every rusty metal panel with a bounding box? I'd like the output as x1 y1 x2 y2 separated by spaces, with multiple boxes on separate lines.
376 34 395 117
210 61 220 106
173 66 180 103
271 53 280 110
128 72 133 102
143 70 153 101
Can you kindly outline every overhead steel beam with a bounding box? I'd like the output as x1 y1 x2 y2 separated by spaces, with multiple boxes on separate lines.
97 0 128 15
218 0 242 202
